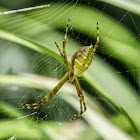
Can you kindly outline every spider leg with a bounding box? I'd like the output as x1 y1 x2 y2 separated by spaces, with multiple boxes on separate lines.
55 42 70 72
70 77 86 121
54 19 70 72
93 22 99 53
63 19 70 54
19 72 69 109
63 19 70 71
55 42 64 59
19 92 53 109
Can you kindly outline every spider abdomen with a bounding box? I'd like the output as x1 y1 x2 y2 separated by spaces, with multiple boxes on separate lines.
71 45 94 77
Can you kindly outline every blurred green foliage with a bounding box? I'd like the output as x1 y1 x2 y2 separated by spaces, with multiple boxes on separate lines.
0 0 140 140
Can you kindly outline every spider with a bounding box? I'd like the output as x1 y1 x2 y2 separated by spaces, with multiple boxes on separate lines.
20 19 99 121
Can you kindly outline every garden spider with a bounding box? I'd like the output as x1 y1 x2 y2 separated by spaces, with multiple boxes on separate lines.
20 19 99 121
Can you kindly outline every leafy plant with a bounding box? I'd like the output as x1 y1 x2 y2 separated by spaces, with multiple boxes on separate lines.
0 1 140 140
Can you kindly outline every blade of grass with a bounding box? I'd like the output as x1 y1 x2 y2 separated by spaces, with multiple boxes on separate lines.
0 119 46 139
0 73 136 140
83 75 139 135
0 101 52 139
99 0 140 15
0 29 63 64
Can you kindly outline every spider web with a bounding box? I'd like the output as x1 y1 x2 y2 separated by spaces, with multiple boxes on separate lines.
0 0 140 140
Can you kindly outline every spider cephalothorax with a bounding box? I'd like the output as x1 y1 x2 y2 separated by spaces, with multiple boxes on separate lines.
20 19 99 121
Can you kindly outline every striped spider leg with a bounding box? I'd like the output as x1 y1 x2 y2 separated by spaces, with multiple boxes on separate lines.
19 20 99 121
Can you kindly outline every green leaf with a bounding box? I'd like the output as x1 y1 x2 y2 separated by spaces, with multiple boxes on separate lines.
0 29 63 64
0 119 49 139
99 0 140 15
0 101 51 139
0 74 135 140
